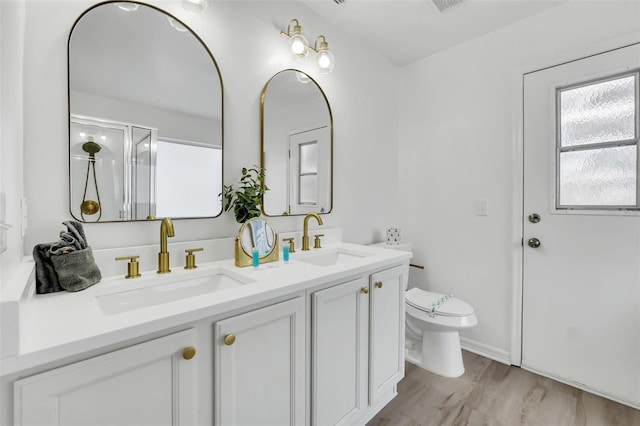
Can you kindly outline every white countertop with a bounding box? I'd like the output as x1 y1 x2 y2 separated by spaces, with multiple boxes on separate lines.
2 242 411 376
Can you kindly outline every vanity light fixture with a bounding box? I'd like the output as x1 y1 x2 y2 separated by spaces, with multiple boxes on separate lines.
280 19 335 73
313 35 335 74
182 0 208 14
114 2 140 12
280 19 310 60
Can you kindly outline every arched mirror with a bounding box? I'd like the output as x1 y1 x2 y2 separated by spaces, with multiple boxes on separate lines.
261 69 332 216
68 1 223 222
235 218 279 267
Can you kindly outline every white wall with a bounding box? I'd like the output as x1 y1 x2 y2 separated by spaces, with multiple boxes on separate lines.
399 0 640 361
71 90 221 145
0 0 26 288
21 0 399 253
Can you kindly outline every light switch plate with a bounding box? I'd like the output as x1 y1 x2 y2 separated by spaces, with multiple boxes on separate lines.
21 197 28 237
0 192 7 254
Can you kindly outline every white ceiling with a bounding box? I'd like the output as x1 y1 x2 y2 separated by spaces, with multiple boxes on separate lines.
302 0 567 67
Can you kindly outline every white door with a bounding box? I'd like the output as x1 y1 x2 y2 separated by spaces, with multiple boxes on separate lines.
14 330 198 426
214 297 305 426
312 277 369 426
289 126 331 215
522 43 640 408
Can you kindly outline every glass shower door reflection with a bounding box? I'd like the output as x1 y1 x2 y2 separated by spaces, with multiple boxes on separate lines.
70 120 127 222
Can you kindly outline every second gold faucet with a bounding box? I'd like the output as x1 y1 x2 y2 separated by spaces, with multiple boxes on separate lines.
158 218 175 273
302 213 323 251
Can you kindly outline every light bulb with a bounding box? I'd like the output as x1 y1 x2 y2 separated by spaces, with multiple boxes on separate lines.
182 0 208 13
317 50 335 74
296 72 311 84
114 2 139 12
167 17 188 32
290 34 309 59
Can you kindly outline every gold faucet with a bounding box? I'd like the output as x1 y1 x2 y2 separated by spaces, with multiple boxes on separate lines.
302 213 323 251
158 218 175 273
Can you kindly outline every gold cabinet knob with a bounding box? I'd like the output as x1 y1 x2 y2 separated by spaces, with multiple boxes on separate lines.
182 346 196 360
224 334 236 346
375 281 383 289
361 287 369 294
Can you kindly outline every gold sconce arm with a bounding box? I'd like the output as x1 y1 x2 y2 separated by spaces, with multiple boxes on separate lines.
280 18 302 38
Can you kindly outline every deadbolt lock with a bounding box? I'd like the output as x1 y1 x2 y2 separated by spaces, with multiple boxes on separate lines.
528 213 541 224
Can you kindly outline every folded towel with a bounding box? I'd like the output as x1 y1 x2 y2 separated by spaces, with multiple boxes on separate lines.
34 221 101 294
33 243 64 294
51 247 101 292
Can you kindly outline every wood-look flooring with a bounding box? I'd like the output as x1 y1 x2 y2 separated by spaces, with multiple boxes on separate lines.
368 351 640 426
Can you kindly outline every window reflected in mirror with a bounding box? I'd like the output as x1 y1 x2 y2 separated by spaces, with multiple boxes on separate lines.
261 69 332 216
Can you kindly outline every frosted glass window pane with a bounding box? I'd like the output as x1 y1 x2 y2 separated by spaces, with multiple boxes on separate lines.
300 142 318 174
560 75 636 147
559 146 637 206
299 175 317 204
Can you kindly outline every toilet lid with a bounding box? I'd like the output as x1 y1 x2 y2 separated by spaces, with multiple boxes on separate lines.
406 288 474 317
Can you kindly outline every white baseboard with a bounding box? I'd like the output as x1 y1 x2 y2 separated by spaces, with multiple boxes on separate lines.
460 337 511 366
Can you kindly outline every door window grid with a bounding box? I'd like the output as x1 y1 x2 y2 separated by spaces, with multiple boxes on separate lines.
556 71 640 210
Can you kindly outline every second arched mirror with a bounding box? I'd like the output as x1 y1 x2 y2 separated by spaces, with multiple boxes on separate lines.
261 70 332 216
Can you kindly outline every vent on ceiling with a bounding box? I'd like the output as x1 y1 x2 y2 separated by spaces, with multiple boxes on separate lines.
333 0 346 4
430 0 464 13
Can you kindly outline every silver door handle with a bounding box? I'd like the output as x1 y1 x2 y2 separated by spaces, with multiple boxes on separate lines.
527 238 541 248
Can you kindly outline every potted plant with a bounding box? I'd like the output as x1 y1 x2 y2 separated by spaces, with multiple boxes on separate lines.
222 166 268 223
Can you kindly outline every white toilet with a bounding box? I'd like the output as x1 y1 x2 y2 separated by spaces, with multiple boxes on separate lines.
370 241 477 378
405 287 477 377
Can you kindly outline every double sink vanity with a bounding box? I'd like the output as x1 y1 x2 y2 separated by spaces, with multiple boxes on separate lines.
2 228 410 426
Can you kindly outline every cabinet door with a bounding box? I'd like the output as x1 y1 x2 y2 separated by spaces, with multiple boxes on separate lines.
14 329 197 426
312 277 369 426
369 265 406 404
214 297 305 426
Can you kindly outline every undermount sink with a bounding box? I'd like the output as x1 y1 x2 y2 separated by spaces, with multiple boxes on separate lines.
96 268 255 315
297 247 371 267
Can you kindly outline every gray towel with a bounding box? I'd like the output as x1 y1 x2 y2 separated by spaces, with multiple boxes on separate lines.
33 243 64 294
50 220 87 255
34 221 101 294
51 247 102 292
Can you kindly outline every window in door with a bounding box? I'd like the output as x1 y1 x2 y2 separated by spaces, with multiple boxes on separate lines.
556 71 639 210
298 141 318 205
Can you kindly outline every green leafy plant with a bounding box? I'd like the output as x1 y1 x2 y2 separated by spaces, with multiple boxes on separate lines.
222 166 268 223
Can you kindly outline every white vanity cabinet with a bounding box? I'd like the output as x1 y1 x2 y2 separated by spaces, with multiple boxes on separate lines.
13 329 198 426
312 265 407 426
312 276 369 425
214 296 306 426
5 242 410 426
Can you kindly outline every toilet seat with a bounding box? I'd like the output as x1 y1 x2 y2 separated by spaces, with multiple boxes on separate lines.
406 288 474 317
